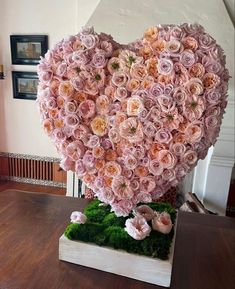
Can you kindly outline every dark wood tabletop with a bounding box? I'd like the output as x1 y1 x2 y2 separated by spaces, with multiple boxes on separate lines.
0 190 234 289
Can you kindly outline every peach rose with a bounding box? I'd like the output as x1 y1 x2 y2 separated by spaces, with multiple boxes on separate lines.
91 116 108 136
130 63 148 80
189 63 205 78
182 36 198 51
203 73 220 89
127 96 144 116
126 79 141 92
158 149 176 169
151 39 166 54
144 26 158 42
105 149 118 161
43 119 53 135
92 146 105 158
139 45 153 59
58 81 74 99
104 161 122 178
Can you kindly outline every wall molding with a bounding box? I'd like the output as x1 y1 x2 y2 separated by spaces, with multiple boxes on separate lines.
0 151 60 162
210 155 235 168
0 175 66 188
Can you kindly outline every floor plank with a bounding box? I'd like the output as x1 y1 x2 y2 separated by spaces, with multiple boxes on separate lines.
0 181 66 195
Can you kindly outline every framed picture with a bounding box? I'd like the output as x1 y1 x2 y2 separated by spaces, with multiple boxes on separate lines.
10 35 48 65
12 71 39 100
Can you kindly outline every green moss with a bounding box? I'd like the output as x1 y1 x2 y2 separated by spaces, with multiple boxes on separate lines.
64 223 81 240
64 200 176 260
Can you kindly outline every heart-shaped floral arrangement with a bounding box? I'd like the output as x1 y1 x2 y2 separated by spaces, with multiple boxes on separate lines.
37 24 229 217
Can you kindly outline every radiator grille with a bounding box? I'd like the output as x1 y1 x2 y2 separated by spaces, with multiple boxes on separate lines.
8 157 53 181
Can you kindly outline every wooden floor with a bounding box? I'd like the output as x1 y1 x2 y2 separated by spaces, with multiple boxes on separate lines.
0 180 66 195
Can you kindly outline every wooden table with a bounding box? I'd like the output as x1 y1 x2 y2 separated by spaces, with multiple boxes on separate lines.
0 190 234 289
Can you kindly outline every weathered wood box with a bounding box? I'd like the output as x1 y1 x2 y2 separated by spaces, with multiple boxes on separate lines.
59 227 176 288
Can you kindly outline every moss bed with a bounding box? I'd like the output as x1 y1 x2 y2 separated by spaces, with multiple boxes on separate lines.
64 200 176 260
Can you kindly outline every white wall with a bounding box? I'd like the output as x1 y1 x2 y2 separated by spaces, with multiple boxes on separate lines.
0 0 77 157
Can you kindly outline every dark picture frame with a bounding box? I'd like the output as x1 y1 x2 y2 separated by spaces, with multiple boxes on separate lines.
10 35 48 65
12 71 39 100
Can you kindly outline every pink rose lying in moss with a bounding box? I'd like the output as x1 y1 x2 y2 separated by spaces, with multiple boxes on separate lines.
125 215 151 240
70 211 87 224
152 212 173 234
135 205 155 221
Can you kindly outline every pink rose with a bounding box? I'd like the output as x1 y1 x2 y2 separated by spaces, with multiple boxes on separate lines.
173 62 189 85
66 141 85 160
143 122 156 138
112 71 128 86
71 76 84 91
124 155 138 170
205 90 221 104
205 115 219 129
198 33 215 51
183 150 198 166
135 205 154 221
72 51 88 65
171 143 186 156
152 212 173 234
157 94 175 112
155 128 172 144
162 169 175 181
111 200 134 217
100 40 113 57
125 215 151 240
149 83 164 97
65 101 78 114
166 39 182 54
60 156 74 171
180 50 196 67
78 100 95 119
119 117 144 143
75 160 86 176
157 58 174 75
112 176 134 200
136 192 152 203
114 86 128 100
158 150 176 169
70 211 87 224
92 51 107 68
56 62 67 77
65 114 79 127
98 188 115 204
140 176 156 193
186 78 204 95
173 86 187 104
185 123 203 144
148 159 163 176
80 34 98 49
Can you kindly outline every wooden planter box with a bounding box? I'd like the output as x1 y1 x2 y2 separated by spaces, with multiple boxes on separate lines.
59 226 176 287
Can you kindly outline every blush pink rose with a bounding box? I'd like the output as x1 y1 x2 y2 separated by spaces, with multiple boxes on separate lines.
135 205 155 221
125 215 151 240
152 212 173 234
70 211 87 224
112 176 134 200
